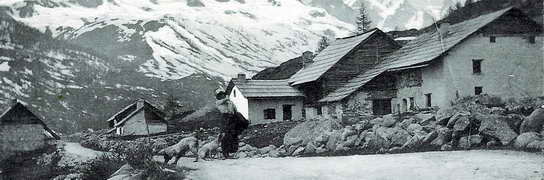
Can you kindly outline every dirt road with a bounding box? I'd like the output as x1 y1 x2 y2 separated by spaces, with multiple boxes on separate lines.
175 150 544 180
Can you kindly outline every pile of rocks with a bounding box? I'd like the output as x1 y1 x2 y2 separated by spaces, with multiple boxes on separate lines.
274 97 544 157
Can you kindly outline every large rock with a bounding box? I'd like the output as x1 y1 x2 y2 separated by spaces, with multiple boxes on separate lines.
304 143 317 154
407 123 424 136
458 135 483 148
447 111 470 129
376 127 411 146
476 114 518 145
341 126 358 140
283 119 342 146
452 115 471 132
292 147 305 156
514 132 543 149
431 127 452 147
436 108 456 125
398 118 415 130
268 149 280 157
402 134 425 149
381 114 399 127
414 113 436 125
362 131 390 150
440 144 453 151
520 108 544 133
108 164 144 180
341 135 359 147
526 140 544 150
478 95 504 108
325 130 342 151
258 145 277 154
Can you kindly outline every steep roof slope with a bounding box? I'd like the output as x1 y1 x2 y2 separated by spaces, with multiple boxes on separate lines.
288 29 379 86
106 100 166 127
320 7 533 103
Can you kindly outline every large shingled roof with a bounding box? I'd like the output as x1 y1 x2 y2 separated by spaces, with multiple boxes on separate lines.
319 7 515 103
288 29 379 86
231 80 304 98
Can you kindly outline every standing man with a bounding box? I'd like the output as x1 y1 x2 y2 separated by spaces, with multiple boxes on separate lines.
215 88 249 159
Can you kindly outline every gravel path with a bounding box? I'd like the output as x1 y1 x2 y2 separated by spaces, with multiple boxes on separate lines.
174 150 544 180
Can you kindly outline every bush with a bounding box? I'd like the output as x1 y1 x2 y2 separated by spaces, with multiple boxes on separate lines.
80 153 125 180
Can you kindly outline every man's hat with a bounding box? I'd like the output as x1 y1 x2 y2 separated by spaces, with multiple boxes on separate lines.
215 87 225 95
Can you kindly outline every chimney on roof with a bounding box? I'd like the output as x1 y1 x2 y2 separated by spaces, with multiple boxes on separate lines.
237 73 247 83
136 99 145 109
439 23 450 35
301 51 314 68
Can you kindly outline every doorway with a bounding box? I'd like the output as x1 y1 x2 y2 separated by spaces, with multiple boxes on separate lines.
282 105 293 120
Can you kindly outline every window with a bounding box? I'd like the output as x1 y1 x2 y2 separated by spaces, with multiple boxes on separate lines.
472 59 483 74
264 109 276 119
402 99 408 112
317 106 323 115
425 93 432 107
233 89 236 97
529 36 536 44
475 86 483 95
490 36 496 43
409 97 415 110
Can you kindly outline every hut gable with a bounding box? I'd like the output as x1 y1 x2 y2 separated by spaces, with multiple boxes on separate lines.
0 102 60 140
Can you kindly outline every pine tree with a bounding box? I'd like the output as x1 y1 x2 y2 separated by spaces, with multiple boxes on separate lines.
316 36 329 54
44 26 53 38
355 1 372 35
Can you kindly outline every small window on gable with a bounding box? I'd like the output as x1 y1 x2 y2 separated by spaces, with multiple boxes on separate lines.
490 36 496 43
264 109 276 120
473 59 483 74
475 86 483 95
529 36 536 44
233 89 236 97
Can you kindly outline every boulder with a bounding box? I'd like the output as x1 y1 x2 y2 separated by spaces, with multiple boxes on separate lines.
315 146 328 154
237 152 248 158
505 114 524 133
514 132 543 149
436 108 456 125
370 118 384 126
268 149 280 158
421 131 438 145
388 146 404 153
447 111 470 129
415 113 436 125
325 130 342 151
381 114 398 127
431 127 453 147
398 118 415 130
407 123 424 136
526 140 544 150
292 147 305 156
440 144 453 151
362 131 390 150
258 145 277 154
520 108 544 133
476 114 518 145
341 126 357 140
283 119 342 147
402 134 425 149
304 143 317 154
108 164 144 180
486 140 501 148
342 135 359 147
458 135 483 148
490 107 506 115
314 133 329 144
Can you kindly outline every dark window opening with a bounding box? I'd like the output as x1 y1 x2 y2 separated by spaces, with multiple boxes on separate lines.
529 36 536 44
317 106 322 115
425 93 432 107
473 59 483 74
233 89 236 97
373 99 392 115
490 36 496 43
475 86 483 95
264 109 276 119
402 99 408 112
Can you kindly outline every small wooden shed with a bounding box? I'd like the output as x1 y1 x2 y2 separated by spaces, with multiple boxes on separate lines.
107 99 168 136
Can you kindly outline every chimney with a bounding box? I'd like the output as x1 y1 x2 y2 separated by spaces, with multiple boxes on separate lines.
301 51 314 68
439 23 450 35
237 73 247 83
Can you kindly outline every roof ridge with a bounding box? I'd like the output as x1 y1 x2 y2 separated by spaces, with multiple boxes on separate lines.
336 28 378 40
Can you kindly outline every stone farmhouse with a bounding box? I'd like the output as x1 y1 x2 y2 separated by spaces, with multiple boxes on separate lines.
228 7 543 123
107 99 168 136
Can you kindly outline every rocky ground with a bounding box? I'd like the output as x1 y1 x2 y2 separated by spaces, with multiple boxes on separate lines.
175 150 544 180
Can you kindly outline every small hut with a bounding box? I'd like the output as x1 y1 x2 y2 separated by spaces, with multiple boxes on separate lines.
0 101 60 160
107 99 167 136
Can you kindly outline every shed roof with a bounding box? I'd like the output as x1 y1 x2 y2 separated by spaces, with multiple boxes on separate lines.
320 7 516 102
288 29 379 86
107 100 167 127
0 102 60 139
230 79 304 98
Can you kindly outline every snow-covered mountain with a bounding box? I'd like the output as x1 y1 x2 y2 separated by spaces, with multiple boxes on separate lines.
0 0 354 80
